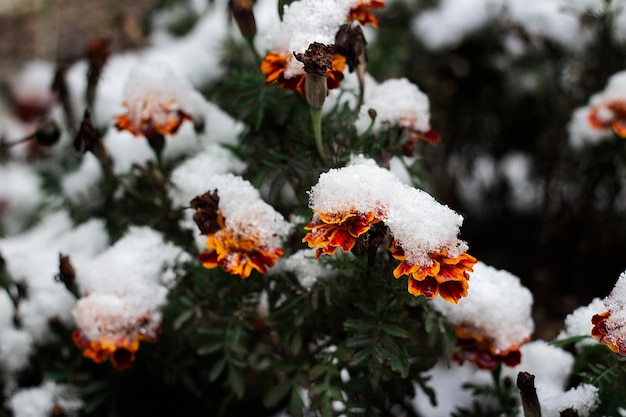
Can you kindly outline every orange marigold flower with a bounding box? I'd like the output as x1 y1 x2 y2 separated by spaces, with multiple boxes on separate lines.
114 93 192 139
588 101 626 138
199 215 284 279
391 243 476 303
302 210 382 258
260 52 346 97
348 0 386 28
452 324 525 370
72 317 159 370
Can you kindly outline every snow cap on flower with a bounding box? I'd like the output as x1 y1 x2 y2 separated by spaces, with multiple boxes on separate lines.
591 270 626 355
431 261 534 369
197 174 291 278
72 226 190 369
304 157 474 301
114 63 204 139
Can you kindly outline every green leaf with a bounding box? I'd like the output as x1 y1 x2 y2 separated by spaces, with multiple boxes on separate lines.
288 388 305 417
344 319 373 331
380 323 409 338
291 332 303 355
209 357 226 382
197 339 223 355
227 364 245 399
173 309 195 330
263 381 292 408
309 364 331 380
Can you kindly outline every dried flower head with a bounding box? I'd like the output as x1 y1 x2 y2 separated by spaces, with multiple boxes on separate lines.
261 51 345 98
229 0 257 40
190 190 221 235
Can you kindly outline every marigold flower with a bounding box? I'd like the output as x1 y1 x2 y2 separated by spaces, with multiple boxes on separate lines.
72 320 159 371
591 271 626 355
114 93 192 139
348 0 385 28
194 174 290 279
302 209 384 258
113 65 201 140
72 292 162 370
261 52 346 97
199 213 284 278
430 262 534 370
590 311 626 355
588 101 626 138
391 244 476 303
452 324 524 370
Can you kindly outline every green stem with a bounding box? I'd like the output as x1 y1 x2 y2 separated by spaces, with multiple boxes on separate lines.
310 107 326 161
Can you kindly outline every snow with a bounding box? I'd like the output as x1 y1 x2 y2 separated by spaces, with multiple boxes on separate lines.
308 157 467 265
431 261 534 354
73 226 191 342
354 77 432 136
0 211 109 343
268 248 335 289
8 381 83 417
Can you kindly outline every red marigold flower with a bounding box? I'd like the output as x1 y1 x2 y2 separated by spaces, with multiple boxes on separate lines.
72 317 159 370
591 311 626 355
452 324 524 370
260 52 346 97
302 210 382 258
590 271 626 355
348 0 386 28
199 216 284 279
390 243 476 303
588 101 626 138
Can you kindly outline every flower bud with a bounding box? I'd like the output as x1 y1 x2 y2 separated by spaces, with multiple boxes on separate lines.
229 0 257 40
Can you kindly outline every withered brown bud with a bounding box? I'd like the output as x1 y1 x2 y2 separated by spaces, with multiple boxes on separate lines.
34 118 61 146
55 253 77 294
86 36 112 108
294 42 334 75
190 190 221 235
294 43 334 108
334 24 368 73
229 0 257 40
74 109 111 168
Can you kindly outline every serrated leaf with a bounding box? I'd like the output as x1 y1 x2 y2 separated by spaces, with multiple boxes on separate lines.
263 381 292 408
